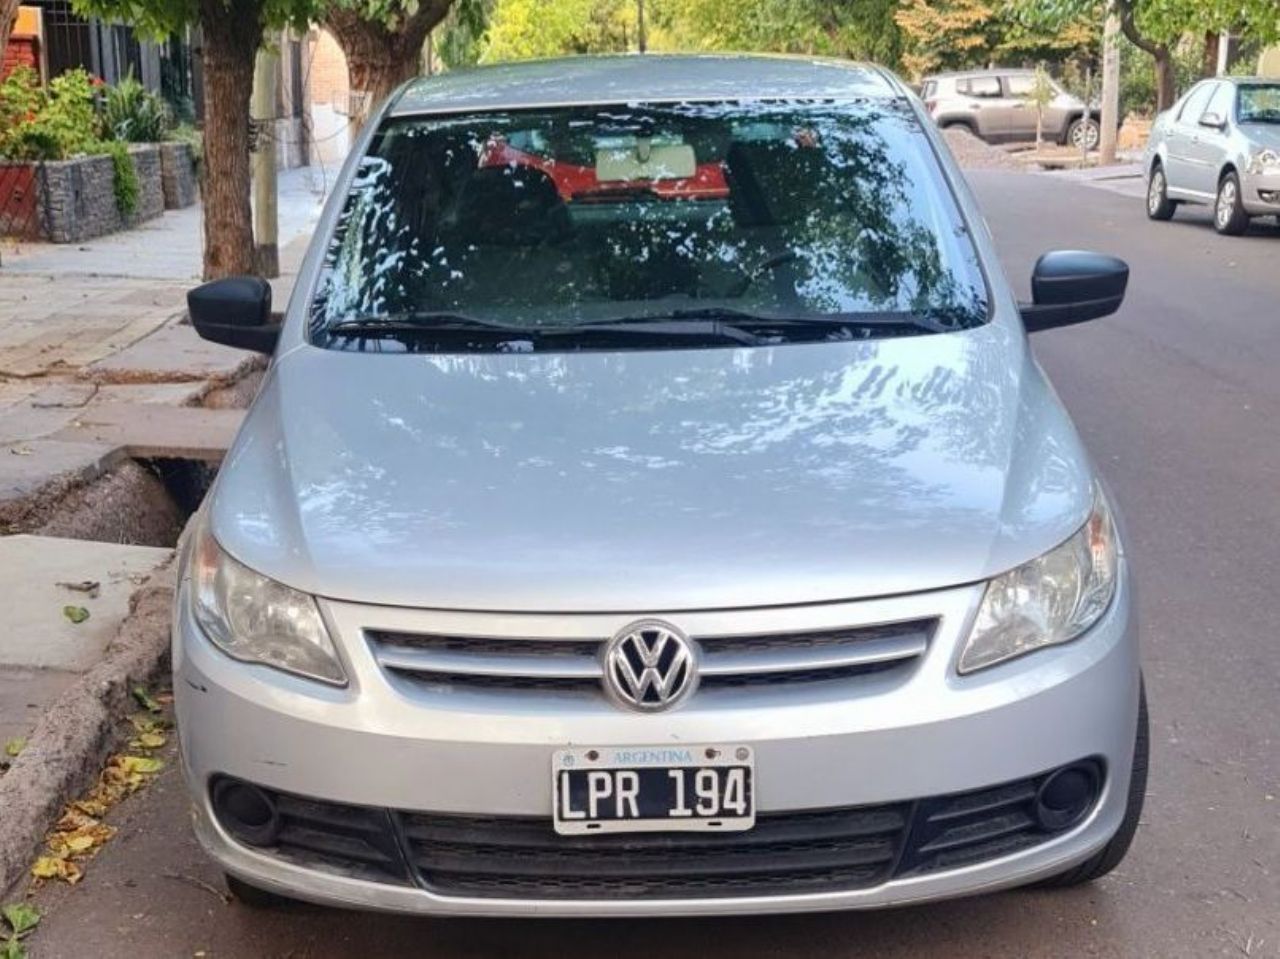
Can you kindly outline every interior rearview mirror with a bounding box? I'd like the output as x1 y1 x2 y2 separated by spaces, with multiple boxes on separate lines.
1019 250 1129 333
187 276 280 354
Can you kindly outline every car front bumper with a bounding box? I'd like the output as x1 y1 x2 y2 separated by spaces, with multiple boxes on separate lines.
173 567 1140 917
1243 168 1280 214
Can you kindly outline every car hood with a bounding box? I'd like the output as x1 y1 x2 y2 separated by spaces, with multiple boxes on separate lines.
211 327 1094 611
1241 123 1280 149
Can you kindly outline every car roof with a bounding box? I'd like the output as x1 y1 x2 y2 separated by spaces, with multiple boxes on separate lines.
926 68 1035 81
391 54 900 117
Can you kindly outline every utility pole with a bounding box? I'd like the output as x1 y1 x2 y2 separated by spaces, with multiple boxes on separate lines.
251 42 280 279
1099 5 1121 165
637 0 646 53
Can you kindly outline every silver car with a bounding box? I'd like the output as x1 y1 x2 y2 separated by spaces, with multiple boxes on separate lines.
1145 77 1280 234
922 69 1102 149
177 55 1145 917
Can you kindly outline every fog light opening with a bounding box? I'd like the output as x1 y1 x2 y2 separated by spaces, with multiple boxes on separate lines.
1034 763 1100 831
212 778 281 847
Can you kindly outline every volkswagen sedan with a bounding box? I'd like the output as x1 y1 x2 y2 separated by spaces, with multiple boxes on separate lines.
176 54 1145 916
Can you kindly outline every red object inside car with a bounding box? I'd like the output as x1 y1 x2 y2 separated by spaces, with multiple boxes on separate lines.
478 138 730 203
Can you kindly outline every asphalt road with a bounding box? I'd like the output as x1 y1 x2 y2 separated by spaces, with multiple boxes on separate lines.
18 172 1280 958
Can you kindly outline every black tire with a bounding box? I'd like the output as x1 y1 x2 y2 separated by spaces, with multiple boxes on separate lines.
225 873 295 908
1146 163 1177 221
1214 171 1250 236
1066 117 1101 151
1039 682 1149 888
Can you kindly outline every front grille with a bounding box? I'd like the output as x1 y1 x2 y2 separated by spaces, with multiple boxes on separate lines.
212 762 1101 901
367 620 934 698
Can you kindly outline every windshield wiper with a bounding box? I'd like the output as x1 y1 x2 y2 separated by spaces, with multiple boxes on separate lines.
328 311 531 337
591 306 950 335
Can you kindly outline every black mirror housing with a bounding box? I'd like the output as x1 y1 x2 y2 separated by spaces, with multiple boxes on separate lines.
187 276 280 354
1020 250 1129 333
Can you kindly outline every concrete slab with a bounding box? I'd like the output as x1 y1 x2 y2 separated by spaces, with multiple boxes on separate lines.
93 382 206 407
0 402 84 444
51 404 244 461
0 440 125 517
0 535 171 672
29 384 98 409
85 323 257 385
0 666 77 752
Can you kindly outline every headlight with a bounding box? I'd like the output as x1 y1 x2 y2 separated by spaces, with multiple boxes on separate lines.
1248 148 1280 174
958 491 1118 674
190 521 347 685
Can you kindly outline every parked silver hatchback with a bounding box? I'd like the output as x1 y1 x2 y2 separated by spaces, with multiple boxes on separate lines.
1145 77 1280 234
176 55 1145 916
922 68 1101 148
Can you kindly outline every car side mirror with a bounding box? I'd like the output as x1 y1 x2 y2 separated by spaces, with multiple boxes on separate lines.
1019 250 1129 333
187 276 280 354
1199 112 1226 130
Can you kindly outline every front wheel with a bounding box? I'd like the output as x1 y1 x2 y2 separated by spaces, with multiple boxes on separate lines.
1067 118 1101 151
1146 165 1177 221
1215 172 1250 236
1038 681 1148 888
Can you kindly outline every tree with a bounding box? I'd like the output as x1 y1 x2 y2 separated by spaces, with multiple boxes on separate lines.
73 0 312 279
322 0 455 132
1014 0 1280 113
481 0 635 61
1026 63 1056 148
895 0 1002 77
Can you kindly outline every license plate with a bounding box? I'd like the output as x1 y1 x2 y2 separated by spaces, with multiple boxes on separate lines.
552 744 755 835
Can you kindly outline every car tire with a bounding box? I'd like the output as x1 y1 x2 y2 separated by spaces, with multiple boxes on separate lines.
1146 164 1177 221
225 873 296 908
1038 681 1149 888
1214 171 1250 236
1067 117 1101 151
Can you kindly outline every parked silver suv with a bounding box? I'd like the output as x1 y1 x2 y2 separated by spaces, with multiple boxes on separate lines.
178 55 1144 917
923 69 1101 149
1144 77 1280 235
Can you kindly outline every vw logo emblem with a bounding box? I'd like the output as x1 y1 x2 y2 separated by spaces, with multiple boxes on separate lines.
602 620 698 712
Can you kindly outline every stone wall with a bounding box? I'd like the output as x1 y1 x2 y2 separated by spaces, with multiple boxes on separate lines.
159 143 198 209
29 146 164 244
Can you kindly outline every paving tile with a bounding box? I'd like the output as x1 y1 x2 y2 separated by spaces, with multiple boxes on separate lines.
0 535 171 671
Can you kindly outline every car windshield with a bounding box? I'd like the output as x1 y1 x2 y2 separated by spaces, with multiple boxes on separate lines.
310 100 989 353
1238 85 1280 124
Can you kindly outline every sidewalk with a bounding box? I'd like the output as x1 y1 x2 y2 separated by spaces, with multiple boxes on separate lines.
0 164 328 896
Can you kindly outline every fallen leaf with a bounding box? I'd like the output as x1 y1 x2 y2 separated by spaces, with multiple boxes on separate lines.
131 732 167 750
132 686 162 713
31 856 81 884
127 713 168 734
1 901 39 936
55 580 101 598
118 756 164 775
8 446 34 457
3 739 23 759
62 605 90 624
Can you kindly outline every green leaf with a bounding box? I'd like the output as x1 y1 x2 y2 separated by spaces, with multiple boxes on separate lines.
132 686 162 714
3 739 24 759
62 605 90 624
1 902 39 937
0 937 27 959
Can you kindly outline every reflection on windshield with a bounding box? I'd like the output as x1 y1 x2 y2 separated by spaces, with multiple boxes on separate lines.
310 100 989 352
1239 85 1280 124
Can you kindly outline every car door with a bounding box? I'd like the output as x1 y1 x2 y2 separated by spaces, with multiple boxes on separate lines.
960 75 1011 141
1184 81 1235 195
1164 82 1217 197
1003 74 1040 139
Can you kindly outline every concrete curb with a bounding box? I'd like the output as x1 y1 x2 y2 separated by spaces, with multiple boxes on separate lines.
0 559 176 896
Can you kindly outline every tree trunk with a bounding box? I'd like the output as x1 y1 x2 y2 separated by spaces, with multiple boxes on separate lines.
324 0 453 135
197 0 263 280
1202 31 1220 78
1115 0 1176 114
0 0 20 68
